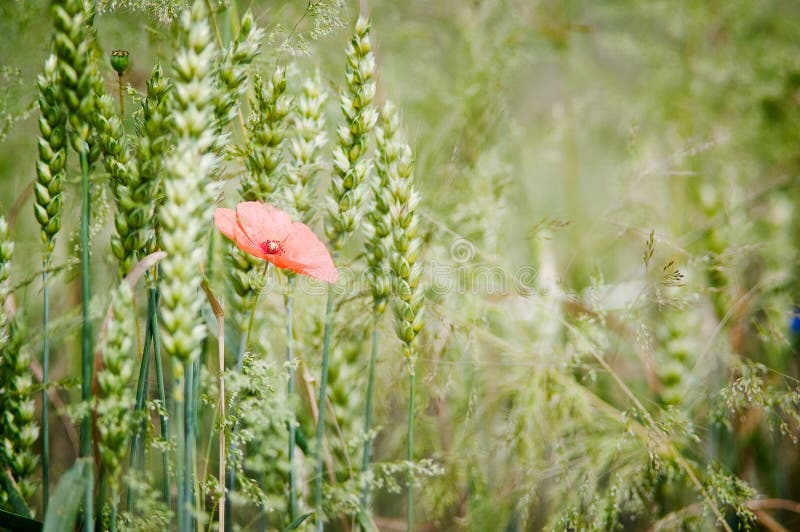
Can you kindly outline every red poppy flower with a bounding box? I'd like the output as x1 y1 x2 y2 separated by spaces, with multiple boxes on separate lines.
214 202 339 284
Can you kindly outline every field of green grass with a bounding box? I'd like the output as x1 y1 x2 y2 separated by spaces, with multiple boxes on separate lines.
1 0 800 530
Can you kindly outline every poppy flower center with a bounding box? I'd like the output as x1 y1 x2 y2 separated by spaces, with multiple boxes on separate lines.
260 240 282 255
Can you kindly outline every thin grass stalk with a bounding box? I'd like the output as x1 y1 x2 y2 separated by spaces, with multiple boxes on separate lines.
198 278 224 531
223 311 250 532
407 362 416 532
86 463 95 532
217 303 226 532
359 318 379 510
193 235 215 460
110 488 119 532
149 286 170 505
176 376 185 532
192 356 200 431
225 262 267 531
79 148 94 532
184 363 196 532
35 55 66 514
127 287 154 512
41 262 49 513
286 276 297 520
222 330 247 532
95 471 106 531
314 283 336 531
378 103 423 532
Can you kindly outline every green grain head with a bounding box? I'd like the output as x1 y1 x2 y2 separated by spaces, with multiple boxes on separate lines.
324 16 378 250
284 71 328 224
34 55 68 255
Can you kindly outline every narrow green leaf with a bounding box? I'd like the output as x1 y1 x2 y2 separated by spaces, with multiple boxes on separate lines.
355 509 376 532
43 458 93 532
0 469 32 518
283 512 313 531
294 423 309 455
0 508 42 531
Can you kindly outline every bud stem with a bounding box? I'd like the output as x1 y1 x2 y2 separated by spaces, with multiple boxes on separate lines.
117 73 124 118
286 275 297 521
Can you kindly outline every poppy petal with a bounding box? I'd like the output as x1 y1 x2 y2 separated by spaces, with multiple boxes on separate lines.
236 202 293 246
277 222 339 283
214 208 264 258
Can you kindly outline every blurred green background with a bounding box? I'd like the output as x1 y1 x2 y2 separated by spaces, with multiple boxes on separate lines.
3 0 800 529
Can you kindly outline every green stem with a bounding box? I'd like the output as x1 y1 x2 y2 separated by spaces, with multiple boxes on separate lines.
286 276 297 521
224 306 255 532
407 362 416 532
360 316 380 511
95 470 106 531
314 285 335 531
150 286 170 505
176 375 185 532
0 469 31 518
79 148 94 532
223 306 249 532
127 286 154 513
110 488 119 532
226 264 268 531
117 73 124 118
184 362 196 532
41 259 50 515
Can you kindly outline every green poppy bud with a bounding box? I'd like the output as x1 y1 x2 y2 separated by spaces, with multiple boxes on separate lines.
110 50 130 75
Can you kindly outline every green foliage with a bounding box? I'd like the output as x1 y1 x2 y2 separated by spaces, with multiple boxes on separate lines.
282 71 327 224
324 15 378 251
42 459 92 532
96 283 136 487
240 65 290 202
158 0 219 363
0 219 38 510
223 354 293 522
2 0 800 530
34 57 67 255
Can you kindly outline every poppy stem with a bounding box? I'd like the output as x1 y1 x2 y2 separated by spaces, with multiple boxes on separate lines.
117 72 124 119
286 275 297 521
226 262 268 531
360 313 380 512
314 283 335 531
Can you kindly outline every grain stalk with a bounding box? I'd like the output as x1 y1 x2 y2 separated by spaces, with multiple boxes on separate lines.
127 64 172 509
359 101 400 511
384 110 424 532
33 53 66 513
96 283 136 531
159 2 219 529
316 16 377 528
284 72 328 224
51 0 101 526
281 71 328 522
223 63 287 530
0 218 39 515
